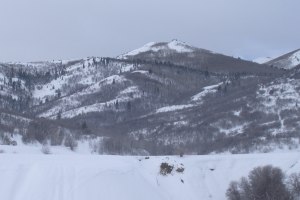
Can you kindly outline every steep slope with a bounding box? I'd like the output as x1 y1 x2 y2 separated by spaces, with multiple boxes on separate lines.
266 49 300 69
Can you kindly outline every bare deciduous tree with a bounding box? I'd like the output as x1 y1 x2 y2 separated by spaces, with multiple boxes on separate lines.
226 165 292 200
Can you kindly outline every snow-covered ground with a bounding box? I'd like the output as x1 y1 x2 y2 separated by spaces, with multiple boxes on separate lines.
0 149 299 200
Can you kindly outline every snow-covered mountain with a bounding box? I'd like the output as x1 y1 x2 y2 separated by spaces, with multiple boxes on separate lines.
266 49 300 69
1 42 300 155
118 40 197 59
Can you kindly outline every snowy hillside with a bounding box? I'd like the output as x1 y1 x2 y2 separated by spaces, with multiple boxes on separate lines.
0 152 299 200
0 41 299 155
266 49 300 69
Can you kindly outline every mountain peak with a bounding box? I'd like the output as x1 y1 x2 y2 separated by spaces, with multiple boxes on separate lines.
167 39 194 53
118 40 195 59
168 39 186 46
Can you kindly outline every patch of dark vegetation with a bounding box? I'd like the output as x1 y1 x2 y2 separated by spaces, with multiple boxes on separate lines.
160 162 174 176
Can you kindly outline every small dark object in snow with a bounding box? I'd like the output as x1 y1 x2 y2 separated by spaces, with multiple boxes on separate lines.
145 156 150 159
160 162 174 175
138 159 142 161
176 167 185 173
210 168 215 171
181 179 184 183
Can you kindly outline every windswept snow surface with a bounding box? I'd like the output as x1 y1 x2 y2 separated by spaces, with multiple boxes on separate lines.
0 153 299 200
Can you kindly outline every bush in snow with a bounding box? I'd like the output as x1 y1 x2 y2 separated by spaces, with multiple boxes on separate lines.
41 145 51 154
64 134 78 151
226 181 241 200
176 166 185 173
226 165 292 200
160 162 174 176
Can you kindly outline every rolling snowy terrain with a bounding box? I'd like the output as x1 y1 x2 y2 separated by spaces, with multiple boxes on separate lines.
0 151 299 200
1 136 300 200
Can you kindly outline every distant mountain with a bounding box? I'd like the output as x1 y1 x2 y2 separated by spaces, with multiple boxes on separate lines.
253 57 273 64
119 40 277 75
1 41 300 155
266 49 300 69
118 40 197 59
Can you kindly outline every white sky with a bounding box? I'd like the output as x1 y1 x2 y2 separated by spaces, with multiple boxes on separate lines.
0 0 299 62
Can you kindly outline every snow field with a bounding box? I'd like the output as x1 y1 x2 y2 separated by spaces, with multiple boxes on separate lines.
0 152 299 200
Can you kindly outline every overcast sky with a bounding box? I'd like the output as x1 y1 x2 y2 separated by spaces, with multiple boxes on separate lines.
0 0 299 62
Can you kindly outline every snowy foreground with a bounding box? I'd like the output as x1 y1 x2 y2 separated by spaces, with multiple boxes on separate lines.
0 151 300 200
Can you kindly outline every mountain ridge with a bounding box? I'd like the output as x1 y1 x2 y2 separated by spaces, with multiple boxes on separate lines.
0 42 299 155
